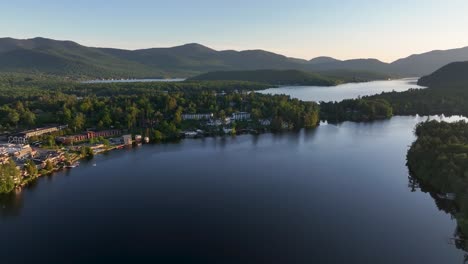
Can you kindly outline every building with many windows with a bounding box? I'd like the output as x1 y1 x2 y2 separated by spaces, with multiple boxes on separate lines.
181 113 214 120
56 130 121 145
18 125 67 138
231 112 251 121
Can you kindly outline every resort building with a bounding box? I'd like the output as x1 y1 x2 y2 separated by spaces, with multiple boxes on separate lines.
56 130 121 145
86 130 121 139
19 126 58 138
232 112 251 121
182 113 214 120
207 117 231 126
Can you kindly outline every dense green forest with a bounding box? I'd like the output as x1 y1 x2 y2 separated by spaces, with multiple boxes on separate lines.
363 61 468 117
0 74 319 140
189 69 340 86
407 121 468 251
189 70 390 86
0 160 20 194
418 61 468 87
365 86 468 116
188 69 389 86
319 98 393 122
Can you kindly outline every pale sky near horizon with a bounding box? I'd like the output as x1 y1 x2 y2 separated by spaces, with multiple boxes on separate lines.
2 0 468 62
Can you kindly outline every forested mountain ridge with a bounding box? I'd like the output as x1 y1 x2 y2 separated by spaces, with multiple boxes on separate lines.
1 37 468 79
418 61 468 87
189 69 391 85
391 46 468 77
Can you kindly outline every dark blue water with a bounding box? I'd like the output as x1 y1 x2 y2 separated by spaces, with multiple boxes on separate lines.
0 116 464 263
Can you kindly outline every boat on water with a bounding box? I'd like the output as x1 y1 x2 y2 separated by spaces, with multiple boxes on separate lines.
66 162 80 168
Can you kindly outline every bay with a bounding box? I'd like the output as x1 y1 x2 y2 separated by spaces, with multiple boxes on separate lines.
0 115 465 263
258 78 426 102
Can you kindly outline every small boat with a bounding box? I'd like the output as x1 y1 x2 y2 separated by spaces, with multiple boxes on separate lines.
66 162 80 168
436 193 456 201
92 163 97 167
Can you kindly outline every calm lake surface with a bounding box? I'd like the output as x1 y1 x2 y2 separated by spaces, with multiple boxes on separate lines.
82 78 185 84
1 116 466 263
259 78 425 102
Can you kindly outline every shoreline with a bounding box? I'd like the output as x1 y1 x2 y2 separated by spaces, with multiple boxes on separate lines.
14 144 125 193
9 113 467 195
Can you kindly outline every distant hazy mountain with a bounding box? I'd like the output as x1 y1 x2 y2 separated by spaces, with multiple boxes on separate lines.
0 37 467 78
0 38 311 78
418 61 468 87
309 56 341 64
308 59 391 74
391 47 468 77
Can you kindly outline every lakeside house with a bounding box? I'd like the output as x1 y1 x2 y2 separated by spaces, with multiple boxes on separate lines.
182 113 214 120
207 117 231 126
183 131 198 138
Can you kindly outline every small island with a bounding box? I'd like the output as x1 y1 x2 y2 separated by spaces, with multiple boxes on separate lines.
407 120 468 251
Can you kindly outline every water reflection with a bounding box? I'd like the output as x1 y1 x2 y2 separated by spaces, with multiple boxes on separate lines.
408 172 468 262
0 192 24 218
1 116 466 263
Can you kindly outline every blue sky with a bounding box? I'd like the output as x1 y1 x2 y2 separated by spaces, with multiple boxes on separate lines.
2 0 468 62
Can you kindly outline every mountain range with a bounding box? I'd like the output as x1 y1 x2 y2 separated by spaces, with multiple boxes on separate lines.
1 37 468 79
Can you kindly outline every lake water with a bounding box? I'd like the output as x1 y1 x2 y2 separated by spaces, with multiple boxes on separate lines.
258 78 426 102
1 115 466 263
82 78 185 84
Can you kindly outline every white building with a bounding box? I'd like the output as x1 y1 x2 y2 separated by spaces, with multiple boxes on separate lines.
182 113 214 120
207 117 232 126
207 120 222 126
232 112 251 121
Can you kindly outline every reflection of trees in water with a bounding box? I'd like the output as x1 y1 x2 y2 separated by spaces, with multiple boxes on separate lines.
0 191 24 217
408 173 468 261
0 178 41 217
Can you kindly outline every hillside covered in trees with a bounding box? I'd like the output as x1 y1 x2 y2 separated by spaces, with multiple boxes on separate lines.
189 70 340 86
189 69 391 85
418 61 468 87
2 37 468 79
407 121 468 251
331 61 468 118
